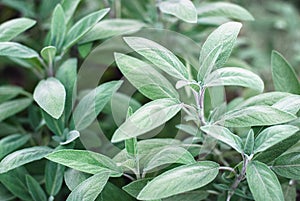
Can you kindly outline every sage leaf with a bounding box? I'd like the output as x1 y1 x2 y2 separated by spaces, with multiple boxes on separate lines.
254 125 299 154
25 174 47 201
0 146 53 174
272 152 300 179
124 37 189 80
246 161 284 201
33 78 66 119
158 0 197 23
115 53 179 100
0 98 32 122
0 42 38 58
0 134 30 160
40 46 56 63
61 0 81 24
137 161 219 200
111 98 183 143
45 161 65 196
50 4 65 50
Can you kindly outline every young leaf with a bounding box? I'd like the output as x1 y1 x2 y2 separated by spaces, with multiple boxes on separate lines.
0 146 53 174
200 125 243 153
40 46 56 63
124 37 189 80
64 169 89 191
272 95 300 115
143 146 195 172
42 110 64 136
0 98 32 122
198 22 242 77
218 106 296 127
72 80 122 131
0 42 38 58
50 4 65 50
246 161 284 201
272 152 300 179
66 170 110 201
244 129 254 156
271 51 300 94
45 161 65 196
254 125 299 154
111 98 183 143
0 85 25 103
114 53 179 100
0 134 30 160
137 161 219 200
33 78 66 119
204 67 264 93
56 58 77 121
0 17 36 42
61 0 81 24
45 149 122 176
80 19 145 43
197 2 254 21
25 174 47 201
63 8 110 51
158 0 197 23
60 130 80 145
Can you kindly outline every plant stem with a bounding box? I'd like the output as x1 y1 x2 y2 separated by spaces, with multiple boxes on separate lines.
219 166 236 175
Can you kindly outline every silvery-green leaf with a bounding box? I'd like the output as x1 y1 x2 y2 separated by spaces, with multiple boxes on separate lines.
124 37 188 80
200 125 243 153
40 46 56 63
50 4 65 50
204 67 264 93
0 134 30 160
272 152 300 179
271 51 300 94
282 183 297 201
45 161 65 196
244 129 254 156
218 106 296 127
199 22 242 75
0 98 32 122
272 95 300 115
158 0 197 23
0 18 36 42
197 2 254 21
246 161 284 201
45 149 122 176
25 174 47 201
80 19 145 43
60 130 80 145
111 98 183 143
254 125 299 154
0 42 38 58
61 0 81 24
0 85 25 103
33 78 66 119
115 53 179 100
137 161 219 200
0 146 53 174
66 170 110 201
64 169 89 191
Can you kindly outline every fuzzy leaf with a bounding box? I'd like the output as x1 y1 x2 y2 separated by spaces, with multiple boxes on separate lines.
272 152 300 179
0 98 32 122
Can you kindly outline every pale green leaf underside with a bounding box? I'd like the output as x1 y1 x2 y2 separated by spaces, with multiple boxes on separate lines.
0 42 38 58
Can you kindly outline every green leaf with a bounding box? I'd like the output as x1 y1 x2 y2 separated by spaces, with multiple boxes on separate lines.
143 146 195 173
124 37 189 80
45 150 122 176
60 130 80 145
80 19 145 43
25 175 47 201
254 125 299 154
64 169 89 191
204 67 264 93
125 108 137 157
137 161 219 200
33 78 66 119
40 46 56 63
199 22 242 75
0 146 53 174
0 98 32 122
114 53 179 100
246 161 284 201
122 178 151 198
73 80 122 131
200 125 243 153
197 2 254 21
271 51 300 94
0 17 36 42
50 4 65 50
56 58 77 121
100 182 135 201
111 98 182 143
45 161 65 196
0 167 33 201
66 170 110 201
0 85 25 104
282 183 297 201
158 0 197 23
272 95 300 115
163 191 209 201
63 8 110 51
0 42 38 58
272 152 300 179
244 129 254 156
42 110 64 136
0 134 30 160
0 183 15 201
61 0 81 24
218 106 296 127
